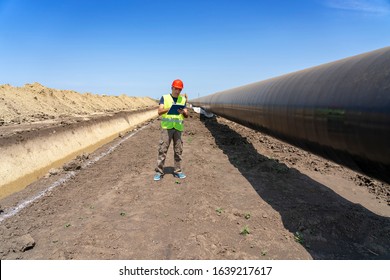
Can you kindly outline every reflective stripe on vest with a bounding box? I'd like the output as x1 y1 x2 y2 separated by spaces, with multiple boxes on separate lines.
161 118 183 124
161 94 186 131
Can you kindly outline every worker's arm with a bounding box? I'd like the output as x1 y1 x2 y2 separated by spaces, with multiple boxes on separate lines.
158 103 169 116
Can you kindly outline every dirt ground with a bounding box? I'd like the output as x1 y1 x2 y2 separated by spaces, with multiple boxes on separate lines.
0 110 389 260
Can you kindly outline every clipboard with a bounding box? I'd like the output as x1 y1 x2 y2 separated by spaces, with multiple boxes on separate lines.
167 104 186 115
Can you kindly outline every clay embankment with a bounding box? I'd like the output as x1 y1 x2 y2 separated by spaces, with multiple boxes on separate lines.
0 83 158 198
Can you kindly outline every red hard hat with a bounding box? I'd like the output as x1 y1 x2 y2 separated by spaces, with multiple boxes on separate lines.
172 79 184 89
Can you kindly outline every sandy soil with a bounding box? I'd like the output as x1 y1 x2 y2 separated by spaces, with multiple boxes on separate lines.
0 84 389 259
0 82 157 126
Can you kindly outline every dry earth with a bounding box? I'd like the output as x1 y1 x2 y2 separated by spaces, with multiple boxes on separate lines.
0 82 156 126
0 84 389 260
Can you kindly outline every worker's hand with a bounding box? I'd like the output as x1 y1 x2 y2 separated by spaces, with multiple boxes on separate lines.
178 108 188 118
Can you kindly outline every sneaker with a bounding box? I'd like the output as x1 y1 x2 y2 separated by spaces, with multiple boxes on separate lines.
154 173 162 181
174 172 186 179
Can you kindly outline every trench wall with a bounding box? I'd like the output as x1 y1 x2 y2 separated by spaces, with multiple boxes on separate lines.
0 108 157 198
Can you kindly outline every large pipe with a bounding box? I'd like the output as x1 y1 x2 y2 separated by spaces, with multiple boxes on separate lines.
191 47 390 184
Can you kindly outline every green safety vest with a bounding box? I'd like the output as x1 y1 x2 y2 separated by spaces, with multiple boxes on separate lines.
161 94 186 131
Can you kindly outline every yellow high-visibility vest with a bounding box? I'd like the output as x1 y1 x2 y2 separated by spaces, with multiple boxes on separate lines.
161 94 186 131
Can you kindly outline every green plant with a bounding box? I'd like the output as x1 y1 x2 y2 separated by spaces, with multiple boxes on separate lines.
64 223 71 228
240 225 250 235
120 212 126 216
294 231 304 244
216 207 224 215
244 213 251 219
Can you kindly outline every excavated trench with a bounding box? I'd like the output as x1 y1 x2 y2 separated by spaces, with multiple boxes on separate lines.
0 108 157 199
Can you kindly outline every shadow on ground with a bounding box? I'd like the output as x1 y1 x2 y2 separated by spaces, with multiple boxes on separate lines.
202 116 390 259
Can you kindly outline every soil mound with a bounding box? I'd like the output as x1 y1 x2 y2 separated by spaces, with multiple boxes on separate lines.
0 83 157 125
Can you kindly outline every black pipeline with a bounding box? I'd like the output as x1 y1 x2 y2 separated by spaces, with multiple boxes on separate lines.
191 47 390 183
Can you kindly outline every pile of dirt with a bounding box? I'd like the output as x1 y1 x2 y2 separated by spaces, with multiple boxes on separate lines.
0 83 157 125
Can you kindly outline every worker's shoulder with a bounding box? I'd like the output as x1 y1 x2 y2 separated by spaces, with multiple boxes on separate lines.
159 95 166 105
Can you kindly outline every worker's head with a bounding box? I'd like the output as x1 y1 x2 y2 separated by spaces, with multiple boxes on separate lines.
171 79 184 90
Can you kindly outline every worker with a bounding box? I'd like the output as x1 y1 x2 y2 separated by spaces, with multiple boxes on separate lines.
154 79 189 181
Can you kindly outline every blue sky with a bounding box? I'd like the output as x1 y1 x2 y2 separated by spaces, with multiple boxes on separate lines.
0 0 389 99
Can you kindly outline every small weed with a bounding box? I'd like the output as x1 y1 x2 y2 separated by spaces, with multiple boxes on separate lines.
261 250 267 256
244 213 251 219
120 212 126 216
240 225 250 235
294 231 304 244
216 207 224 215
175 180 181 184
64 223 71 228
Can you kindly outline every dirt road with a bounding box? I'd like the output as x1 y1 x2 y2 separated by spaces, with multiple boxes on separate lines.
0 113 389 259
